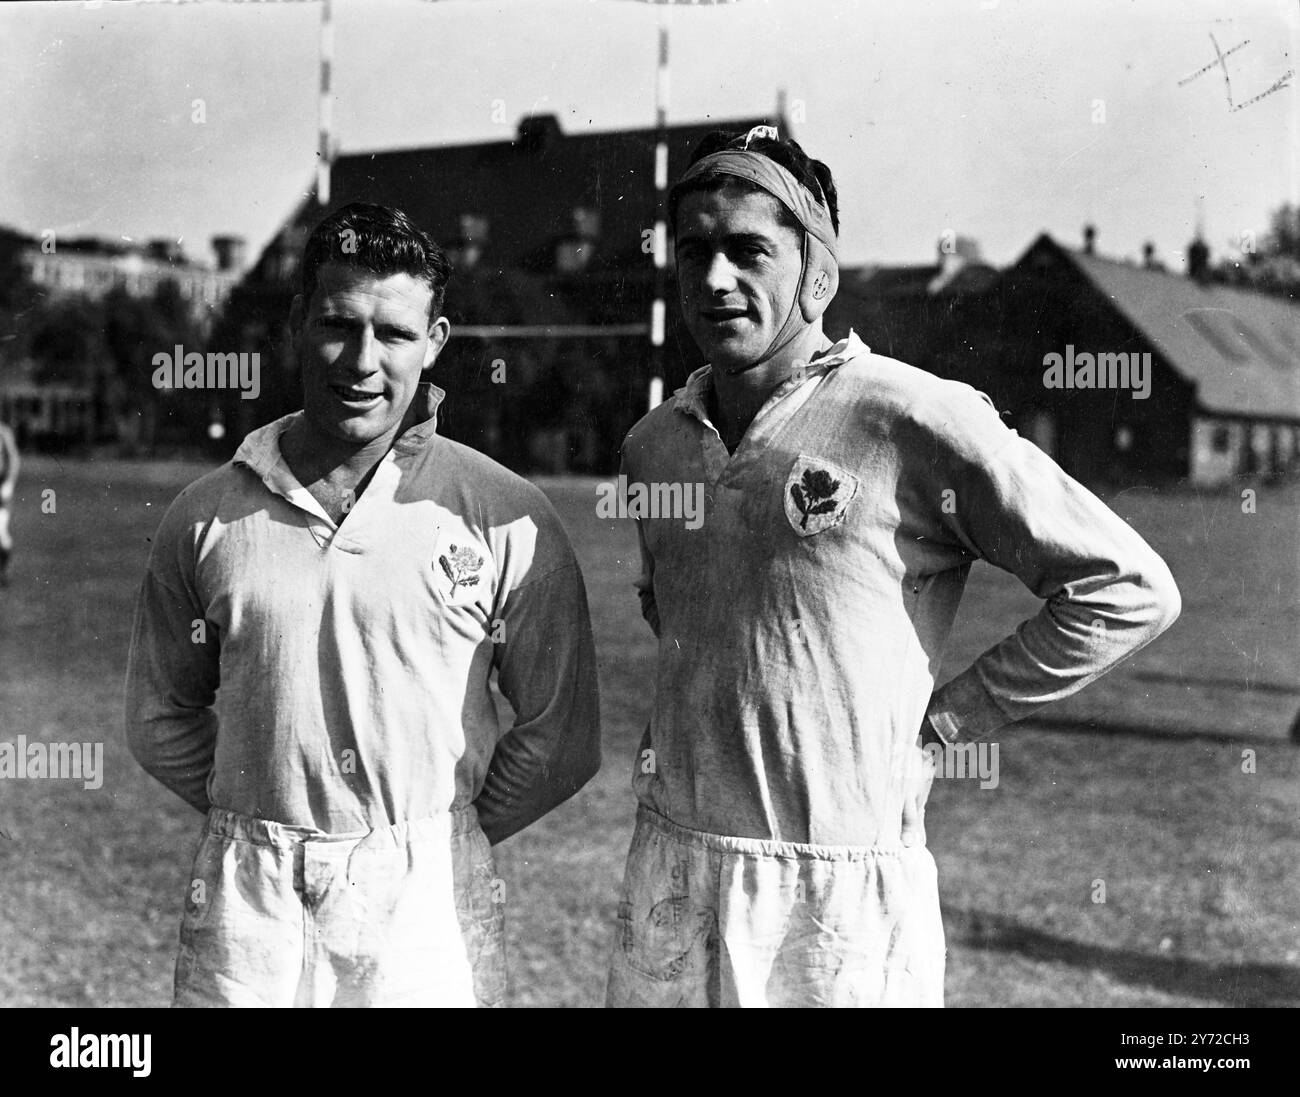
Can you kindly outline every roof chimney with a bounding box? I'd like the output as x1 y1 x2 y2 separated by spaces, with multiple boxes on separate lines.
212 235 247 273
1083 224 1096 255
146 238 184 264
517 114 562 152
1187 235 1210 282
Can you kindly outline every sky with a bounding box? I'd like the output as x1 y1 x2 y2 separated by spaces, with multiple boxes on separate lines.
1 0 1295 273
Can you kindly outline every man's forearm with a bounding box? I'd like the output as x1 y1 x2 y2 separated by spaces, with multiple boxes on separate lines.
475 727 600 845
477 563 602 844
917 390 1182 744
927 583 1179 744
124 558 222 813
926 511 1181 744
125 712 216 813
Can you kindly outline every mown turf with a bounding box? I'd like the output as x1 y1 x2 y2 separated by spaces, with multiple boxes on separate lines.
0 457 1296 1007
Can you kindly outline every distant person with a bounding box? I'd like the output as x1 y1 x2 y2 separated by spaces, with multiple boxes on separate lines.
0 419 17 587
606 127 1181 1007
125 203 601 1007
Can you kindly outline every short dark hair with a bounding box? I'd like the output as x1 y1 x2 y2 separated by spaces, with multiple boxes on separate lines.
299 202 452 321
669 130 840 238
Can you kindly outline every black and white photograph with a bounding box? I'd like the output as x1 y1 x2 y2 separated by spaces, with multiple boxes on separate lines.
0 0 1295 1045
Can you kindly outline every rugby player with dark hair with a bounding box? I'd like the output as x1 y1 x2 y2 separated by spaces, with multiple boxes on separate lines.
126 202 601 1007
606 127 1180 1008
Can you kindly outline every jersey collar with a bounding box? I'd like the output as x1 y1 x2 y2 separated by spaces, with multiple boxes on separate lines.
672 329 869 425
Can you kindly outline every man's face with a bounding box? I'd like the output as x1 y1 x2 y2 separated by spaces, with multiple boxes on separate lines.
675 185 804 371
290 263 447 448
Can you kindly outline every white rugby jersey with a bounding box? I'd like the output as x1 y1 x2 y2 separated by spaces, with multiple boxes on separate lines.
126 384 601 840
621 331 1180 846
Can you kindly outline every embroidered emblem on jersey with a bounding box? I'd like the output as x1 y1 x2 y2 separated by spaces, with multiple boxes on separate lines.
438 543 483 594
432 523 496 611
784 455 859 536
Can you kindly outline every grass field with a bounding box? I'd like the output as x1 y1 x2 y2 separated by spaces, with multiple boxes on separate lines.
1 455 1297 1008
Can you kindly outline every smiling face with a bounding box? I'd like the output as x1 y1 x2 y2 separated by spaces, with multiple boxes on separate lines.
674 184 805 372
290 262 449 451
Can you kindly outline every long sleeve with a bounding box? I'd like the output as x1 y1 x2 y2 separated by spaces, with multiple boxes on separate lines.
475 561 601 844
123 492 220 812
918 387 1181 744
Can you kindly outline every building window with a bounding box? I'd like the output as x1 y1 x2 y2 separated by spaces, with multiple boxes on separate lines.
1211 424 1231 453
1114 425 1134 452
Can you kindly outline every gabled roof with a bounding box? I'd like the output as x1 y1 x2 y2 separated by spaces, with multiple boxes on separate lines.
1019 234 1300 421
276 113 781 276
